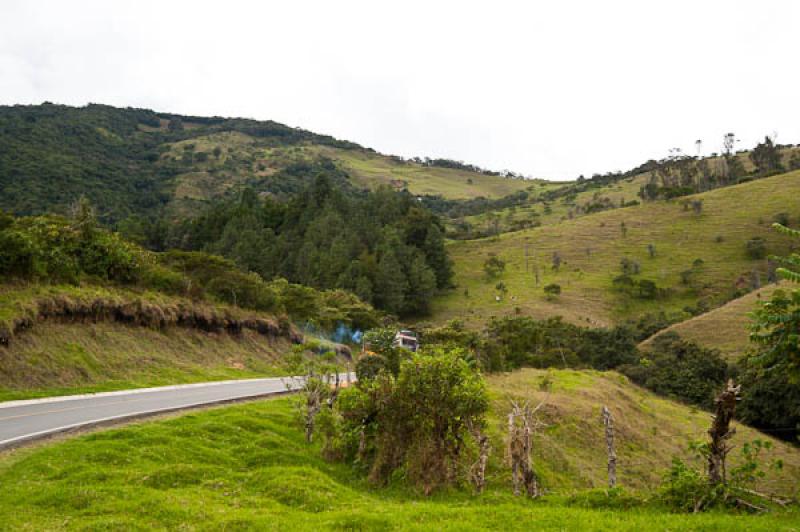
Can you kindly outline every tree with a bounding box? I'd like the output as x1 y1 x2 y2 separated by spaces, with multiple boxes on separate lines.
404 252 437 315
742 223 800 442
620 333 728 408
337 348 489 493
483 255 505 279
495 281 508 299
375 247 407 314
167 117 184 131
422 224 453 289
750 136 784 177
749 224 800 379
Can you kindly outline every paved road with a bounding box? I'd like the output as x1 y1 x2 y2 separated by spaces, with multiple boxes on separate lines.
0 374 353 449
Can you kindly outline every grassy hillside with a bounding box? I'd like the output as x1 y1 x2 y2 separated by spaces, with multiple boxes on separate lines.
0 370 797 530
0 104 535 224
455 147 800 238
316 146 538 200
487 369 800 493
430 170 800 328
638 282 786 361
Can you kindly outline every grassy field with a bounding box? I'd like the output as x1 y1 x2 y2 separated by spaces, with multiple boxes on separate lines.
159 131 542 216
0 284 296 401
638 282 787 361
428 170 800 328
455 147 800 237
316 146 544 200
0 369 797 530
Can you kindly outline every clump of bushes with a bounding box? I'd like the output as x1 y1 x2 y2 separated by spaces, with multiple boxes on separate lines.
332 346 489 494
746 237 767 259
481 316 639 372
0 212 382 333
619 333 728 409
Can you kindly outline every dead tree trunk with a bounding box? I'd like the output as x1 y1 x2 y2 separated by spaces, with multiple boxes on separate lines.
508 401 540 498
708 379 741 485
305 386 322 443
467 420 490 493
602 406 617 488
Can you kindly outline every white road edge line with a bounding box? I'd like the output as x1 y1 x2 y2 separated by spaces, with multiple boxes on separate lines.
0 386 300 449
0 376 296 410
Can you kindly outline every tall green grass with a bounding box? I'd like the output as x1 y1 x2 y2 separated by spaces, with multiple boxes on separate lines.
0 396 797 530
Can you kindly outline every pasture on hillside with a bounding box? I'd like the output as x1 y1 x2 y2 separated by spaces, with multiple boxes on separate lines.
430 170 800 328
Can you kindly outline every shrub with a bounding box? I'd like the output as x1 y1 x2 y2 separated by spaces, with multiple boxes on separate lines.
543 283 561 300
336 348 489 493
620 333 727 408
746 237 767 259
483 255 505 279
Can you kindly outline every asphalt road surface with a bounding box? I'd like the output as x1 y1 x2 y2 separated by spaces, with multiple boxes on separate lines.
0 374 352 449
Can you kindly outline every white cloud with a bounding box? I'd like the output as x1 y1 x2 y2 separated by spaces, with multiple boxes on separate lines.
1 0 798 179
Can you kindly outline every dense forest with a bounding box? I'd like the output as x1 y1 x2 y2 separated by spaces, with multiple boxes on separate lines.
0 103 361 223
142 176 453 316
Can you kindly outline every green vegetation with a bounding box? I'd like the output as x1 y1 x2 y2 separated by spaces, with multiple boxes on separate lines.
0 371 798 529
0 321 290 402
0 211 381 336
0 103 532 228
638 283 786 361
620 332 729 409
317 145 534 200
738 223 800 441
430 170 800 329
164 176 453 316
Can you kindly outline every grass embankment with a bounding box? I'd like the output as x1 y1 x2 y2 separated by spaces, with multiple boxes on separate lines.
638 282 786 361
0 284 297 401
430 170 800 328
0 369 797 530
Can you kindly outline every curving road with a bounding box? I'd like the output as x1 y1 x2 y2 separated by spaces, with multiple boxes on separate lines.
0 374 352 449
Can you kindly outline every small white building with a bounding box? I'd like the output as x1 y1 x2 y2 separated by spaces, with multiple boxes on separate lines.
393 329 419 352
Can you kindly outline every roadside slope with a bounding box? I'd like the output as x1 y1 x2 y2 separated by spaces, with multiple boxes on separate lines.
0 284 299 401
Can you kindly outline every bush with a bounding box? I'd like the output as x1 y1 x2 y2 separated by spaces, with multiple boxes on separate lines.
483 255 505 279
482 316 639 372
746 237 767 259
658 458 715 512
336 348 488 493
543 283 561 300
620 333 727 408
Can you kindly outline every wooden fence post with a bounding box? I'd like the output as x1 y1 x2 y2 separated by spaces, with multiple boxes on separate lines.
602 405 617 488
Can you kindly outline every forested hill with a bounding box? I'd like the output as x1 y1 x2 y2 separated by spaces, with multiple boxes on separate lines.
0 103 360 223
0 103 531 224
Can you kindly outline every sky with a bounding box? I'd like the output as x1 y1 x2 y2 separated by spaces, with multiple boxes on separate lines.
1 0 798 180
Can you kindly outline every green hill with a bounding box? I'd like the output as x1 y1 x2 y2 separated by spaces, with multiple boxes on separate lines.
452 147 800 238
430 170 800 328
0 103 533 224
0 368 797 529
638 282 787 361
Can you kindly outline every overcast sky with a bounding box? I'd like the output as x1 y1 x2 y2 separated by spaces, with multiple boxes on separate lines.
1 1 798 180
